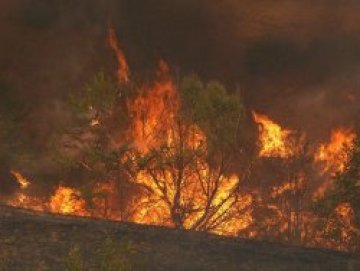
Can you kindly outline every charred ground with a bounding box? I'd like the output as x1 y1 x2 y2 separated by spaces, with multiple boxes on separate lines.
0 204 359 271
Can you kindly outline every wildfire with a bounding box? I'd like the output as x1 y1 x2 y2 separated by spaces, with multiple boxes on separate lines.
122 61 252 235
7 171 45 211
127 61 178 154
49 186 88 216
107 26 130 84
315 128 355 174
253 112 295 158
3 25 358 252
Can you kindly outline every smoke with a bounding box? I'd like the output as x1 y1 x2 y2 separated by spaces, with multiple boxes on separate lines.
0 0 359 189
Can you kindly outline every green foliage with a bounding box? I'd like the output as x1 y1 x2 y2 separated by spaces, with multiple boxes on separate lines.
68 71 122 119
180 75 245 158
60 71 249 231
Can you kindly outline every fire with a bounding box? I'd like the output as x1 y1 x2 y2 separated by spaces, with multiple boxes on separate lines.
127 61 178 154
315 128 355 174
107 26 129 84
8 172 89 216
11 170 30 189
7 171 45 212
49 186 88 216
335 202 354 225
253 112 295 158
4 25 358 252
122 61 252 235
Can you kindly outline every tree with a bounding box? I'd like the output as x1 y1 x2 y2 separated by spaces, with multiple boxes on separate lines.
60 68 253 234
246 135 315 245
53 71 134 219
120 74 252 233
314 135 360 252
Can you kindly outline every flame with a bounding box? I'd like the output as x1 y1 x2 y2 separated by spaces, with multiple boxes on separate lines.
271 178 305 199
49 186 88 216
11 170 30 189
7 171 45 211
253 112 295 158
107 26 129 84
335 202 354 225
315 128 355 174
7 27 360 251
122 61 252 234
127 61 178 154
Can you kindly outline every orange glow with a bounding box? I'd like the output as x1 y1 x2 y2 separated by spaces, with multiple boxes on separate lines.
122 61 252 234
253 112 295 158
5 27 359 253
335 202 354 225
107 26 129 84
11 170 30 189
7 171 45 212
315 128 355 174
49 186 88 216
127 61 178 154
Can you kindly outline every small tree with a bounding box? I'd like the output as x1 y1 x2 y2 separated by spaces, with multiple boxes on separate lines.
314 135 360 252
121 75 251 233
60 70 253 234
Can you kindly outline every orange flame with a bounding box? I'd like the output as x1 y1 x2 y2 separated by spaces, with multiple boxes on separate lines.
253 112 295 158
7 171 45 211
11 170 30 189
49 186 88 216
107 26 130 84
127 61 178 154
315 128 355 174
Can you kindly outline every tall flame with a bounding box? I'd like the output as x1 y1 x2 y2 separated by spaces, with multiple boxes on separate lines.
4 26 359 252
107 26 129 84
124 61 252 235
253 112 295 158
127 61 178 154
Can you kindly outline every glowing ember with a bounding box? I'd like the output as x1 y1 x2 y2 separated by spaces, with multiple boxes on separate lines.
107 26 130 84
253 112 295 158
315 128 355 174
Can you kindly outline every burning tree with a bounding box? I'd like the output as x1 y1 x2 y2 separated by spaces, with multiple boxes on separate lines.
53 56 253 234
314 134 360 252
249 113 317 245
120 68 252 234
3 23 359 253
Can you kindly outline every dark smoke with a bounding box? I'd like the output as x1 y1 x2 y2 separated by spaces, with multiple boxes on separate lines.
0 0 359 190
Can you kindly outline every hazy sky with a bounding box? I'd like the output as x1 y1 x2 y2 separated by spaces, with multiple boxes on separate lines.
0 0 359 142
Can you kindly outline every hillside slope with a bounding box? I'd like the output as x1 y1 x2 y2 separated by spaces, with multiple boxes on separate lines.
0 204 359 271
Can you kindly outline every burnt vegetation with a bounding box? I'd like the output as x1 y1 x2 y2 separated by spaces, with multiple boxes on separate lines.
0 1 360 268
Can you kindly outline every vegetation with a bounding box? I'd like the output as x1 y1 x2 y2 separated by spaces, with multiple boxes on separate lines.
57 71 252 233
314 136 360 252
66 238 135 271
